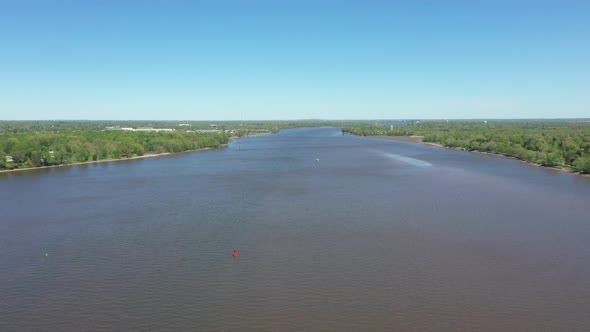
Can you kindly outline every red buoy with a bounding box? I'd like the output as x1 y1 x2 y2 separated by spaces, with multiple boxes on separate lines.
232 249 238 257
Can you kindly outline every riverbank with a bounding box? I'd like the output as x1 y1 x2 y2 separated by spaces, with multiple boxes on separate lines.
0 146 222 174
229 131 272 141
362 134 590 178
0 132 274 175
361 135 425 143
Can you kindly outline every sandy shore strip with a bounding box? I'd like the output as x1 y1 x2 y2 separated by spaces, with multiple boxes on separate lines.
360 134 590 178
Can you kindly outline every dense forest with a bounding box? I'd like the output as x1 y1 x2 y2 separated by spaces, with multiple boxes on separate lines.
0 130 229 170
343 120 590 174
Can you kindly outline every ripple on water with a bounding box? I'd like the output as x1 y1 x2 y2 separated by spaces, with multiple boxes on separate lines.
2 128 590 331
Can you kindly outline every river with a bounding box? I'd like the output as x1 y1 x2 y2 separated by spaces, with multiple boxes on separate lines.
2 127 590 331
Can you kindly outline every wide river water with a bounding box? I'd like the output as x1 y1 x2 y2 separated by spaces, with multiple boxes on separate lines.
2 127 590 331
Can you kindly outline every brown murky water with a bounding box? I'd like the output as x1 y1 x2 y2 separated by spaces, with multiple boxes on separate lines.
2 127 590 331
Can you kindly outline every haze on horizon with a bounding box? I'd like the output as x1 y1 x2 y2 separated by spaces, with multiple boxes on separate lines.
1 1 589 121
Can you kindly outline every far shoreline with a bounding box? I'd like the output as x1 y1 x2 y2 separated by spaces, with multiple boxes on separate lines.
358 134 590 178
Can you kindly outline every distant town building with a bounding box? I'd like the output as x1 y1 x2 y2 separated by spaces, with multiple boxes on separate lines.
107 127 175 132
195 129 222 133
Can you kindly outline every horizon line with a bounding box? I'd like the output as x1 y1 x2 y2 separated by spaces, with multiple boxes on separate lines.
2 118 590 122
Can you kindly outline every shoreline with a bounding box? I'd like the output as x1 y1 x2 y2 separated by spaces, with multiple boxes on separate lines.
0 146 223 174
360 134 590 178
0 132 271 175
229 131 272 141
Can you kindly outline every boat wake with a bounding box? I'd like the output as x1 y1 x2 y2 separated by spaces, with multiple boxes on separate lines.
380 152 432 167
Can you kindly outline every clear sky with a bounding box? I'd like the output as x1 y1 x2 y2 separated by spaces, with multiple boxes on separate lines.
1 0 589 120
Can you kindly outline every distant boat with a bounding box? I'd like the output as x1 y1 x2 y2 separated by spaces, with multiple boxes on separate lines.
315 158 320 161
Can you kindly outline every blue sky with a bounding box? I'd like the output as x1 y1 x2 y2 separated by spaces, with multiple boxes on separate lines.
1 0 589 120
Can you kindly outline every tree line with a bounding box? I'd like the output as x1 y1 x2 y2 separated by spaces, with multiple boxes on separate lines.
343 120 590 174
0 131 229 170
1 119 376 170
0 119 358 134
